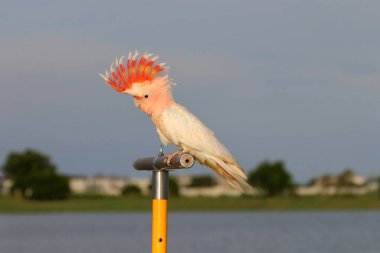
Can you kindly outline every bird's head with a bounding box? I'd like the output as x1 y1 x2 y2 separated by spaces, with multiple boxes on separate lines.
100 51 174 115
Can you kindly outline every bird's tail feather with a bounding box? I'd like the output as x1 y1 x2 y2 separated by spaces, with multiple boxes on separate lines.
205 155 255 194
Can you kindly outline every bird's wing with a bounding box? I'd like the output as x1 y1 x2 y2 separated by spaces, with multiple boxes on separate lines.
160 105 238 165
156 127 170 146
159 105 253 193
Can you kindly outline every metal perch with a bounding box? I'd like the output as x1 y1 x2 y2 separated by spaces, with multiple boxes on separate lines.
133 151 195 253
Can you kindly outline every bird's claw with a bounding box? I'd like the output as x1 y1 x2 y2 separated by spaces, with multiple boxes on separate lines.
165 151 183 166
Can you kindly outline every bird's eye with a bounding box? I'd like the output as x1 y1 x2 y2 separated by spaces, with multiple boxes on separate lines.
144 94 149 99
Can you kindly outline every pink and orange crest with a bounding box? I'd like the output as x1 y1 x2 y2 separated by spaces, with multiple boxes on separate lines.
99 51 167 93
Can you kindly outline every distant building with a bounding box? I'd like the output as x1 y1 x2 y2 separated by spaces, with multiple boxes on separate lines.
176 175 245 197
296 170 376 196
68 174 247 197
0 178 12 195
69 175 151 196
365 177 380 193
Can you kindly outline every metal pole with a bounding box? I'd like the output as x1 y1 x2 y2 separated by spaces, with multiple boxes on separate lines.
133 152 194 253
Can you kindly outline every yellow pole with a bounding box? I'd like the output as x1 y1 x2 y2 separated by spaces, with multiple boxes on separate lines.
152 199 167 253
152 170 169 253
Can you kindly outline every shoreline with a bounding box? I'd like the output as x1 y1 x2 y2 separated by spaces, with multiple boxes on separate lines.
1 194 379 213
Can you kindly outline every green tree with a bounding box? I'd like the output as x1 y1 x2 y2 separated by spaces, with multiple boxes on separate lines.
1 149 71 200
248 160 293 196
122 184 142 197
2 149 56 195
337 169 355 187
26 172 71 200
189 175 217 187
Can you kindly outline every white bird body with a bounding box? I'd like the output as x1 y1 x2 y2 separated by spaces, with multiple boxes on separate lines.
100 51 254 193
153 103 253 192
154 104 233 162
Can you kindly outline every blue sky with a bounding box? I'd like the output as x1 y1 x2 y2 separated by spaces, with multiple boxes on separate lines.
1 1 379 182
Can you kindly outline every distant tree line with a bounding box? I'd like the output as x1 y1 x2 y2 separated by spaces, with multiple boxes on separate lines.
1 149 298 199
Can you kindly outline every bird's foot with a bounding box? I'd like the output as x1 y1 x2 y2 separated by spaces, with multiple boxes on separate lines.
165 151 184 166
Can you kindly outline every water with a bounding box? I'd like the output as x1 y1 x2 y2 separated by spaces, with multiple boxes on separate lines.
0 212 379 253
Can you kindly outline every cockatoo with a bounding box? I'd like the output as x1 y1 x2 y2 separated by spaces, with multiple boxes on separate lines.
100 51 253 193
